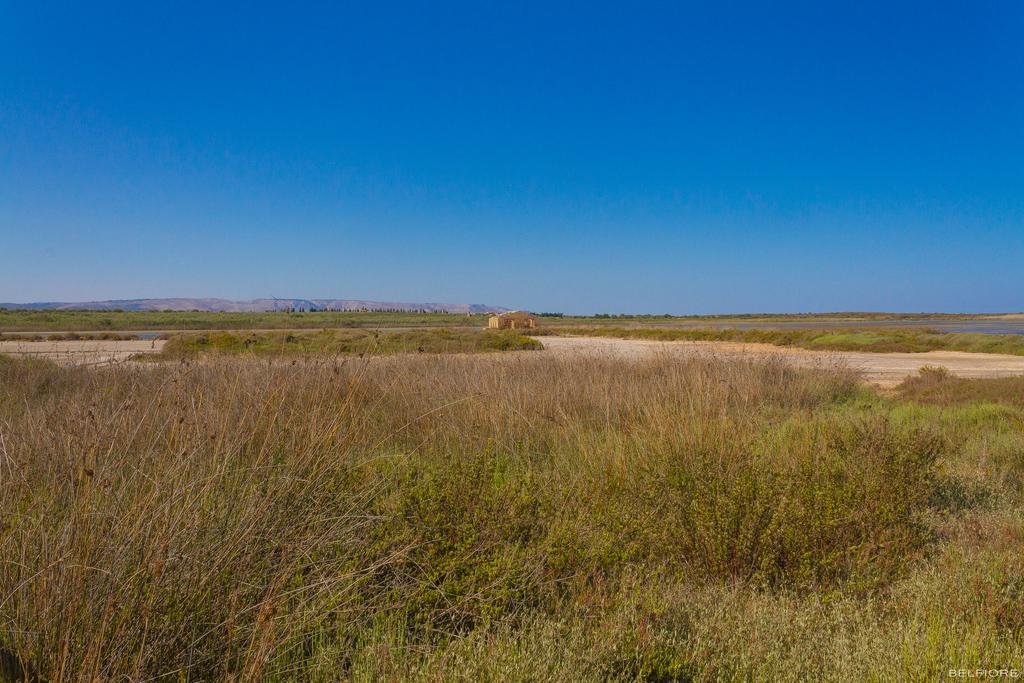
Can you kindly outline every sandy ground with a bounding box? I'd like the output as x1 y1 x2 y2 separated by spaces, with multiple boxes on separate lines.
539 336 1024 386
0 339 166 365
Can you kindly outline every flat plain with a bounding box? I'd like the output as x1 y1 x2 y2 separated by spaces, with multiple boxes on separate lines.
5 326 1024 387
3 312 1024 679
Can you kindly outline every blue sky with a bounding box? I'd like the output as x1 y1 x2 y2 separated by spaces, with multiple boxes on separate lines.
2 2 1022 313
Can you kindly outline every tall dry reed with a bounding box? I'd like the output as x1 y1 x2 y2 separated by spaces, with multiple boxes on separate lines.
0 352 957 679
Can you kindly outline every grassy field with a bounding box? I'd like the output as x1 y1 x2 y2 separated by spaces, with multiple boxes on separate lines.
1 308 1018 333
543 325 1024 355
0 309 481 332
157 328 542 357
2 351 1024 679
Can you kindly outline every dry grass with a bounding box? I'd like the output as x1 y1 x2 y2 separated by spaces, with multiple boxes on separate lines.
898 365 1024 406
0 351 1022 680
156 328 541 357
0 332 141 342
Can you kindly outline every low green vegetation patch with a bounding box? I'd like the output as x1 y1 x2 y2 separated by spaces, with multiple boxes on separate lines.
159 328 541 357
544 325 1024 355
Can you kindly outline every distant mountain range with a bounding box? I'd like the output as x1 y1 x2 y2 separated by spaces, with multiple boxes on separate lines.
0 298 510 314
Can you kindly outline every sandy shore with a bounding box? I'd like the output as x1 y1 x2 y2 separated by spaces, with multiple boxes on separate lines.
539 336 1024 386
0 339 166 365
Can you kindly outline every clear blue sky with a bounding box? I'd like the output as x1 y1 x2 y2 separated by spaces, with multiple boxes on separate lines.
2 2 1022 314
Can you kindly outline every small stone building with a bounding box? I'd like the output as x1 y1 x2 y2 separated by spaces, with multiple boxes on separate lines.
488 311 537 330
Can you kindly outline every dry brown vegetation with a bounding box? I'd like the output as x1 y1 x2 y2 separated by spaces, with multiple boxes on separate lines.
0 333 141 342
898 365 1024 406
157 328 541 357
1 353 1023 680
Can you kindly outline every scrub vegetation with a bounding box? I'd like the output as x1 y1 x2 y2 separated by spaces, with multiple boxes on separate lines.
545 325 1024 355
1 353 1023 680
896 365 1024 407
156 328 541 357
0 332 141 342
